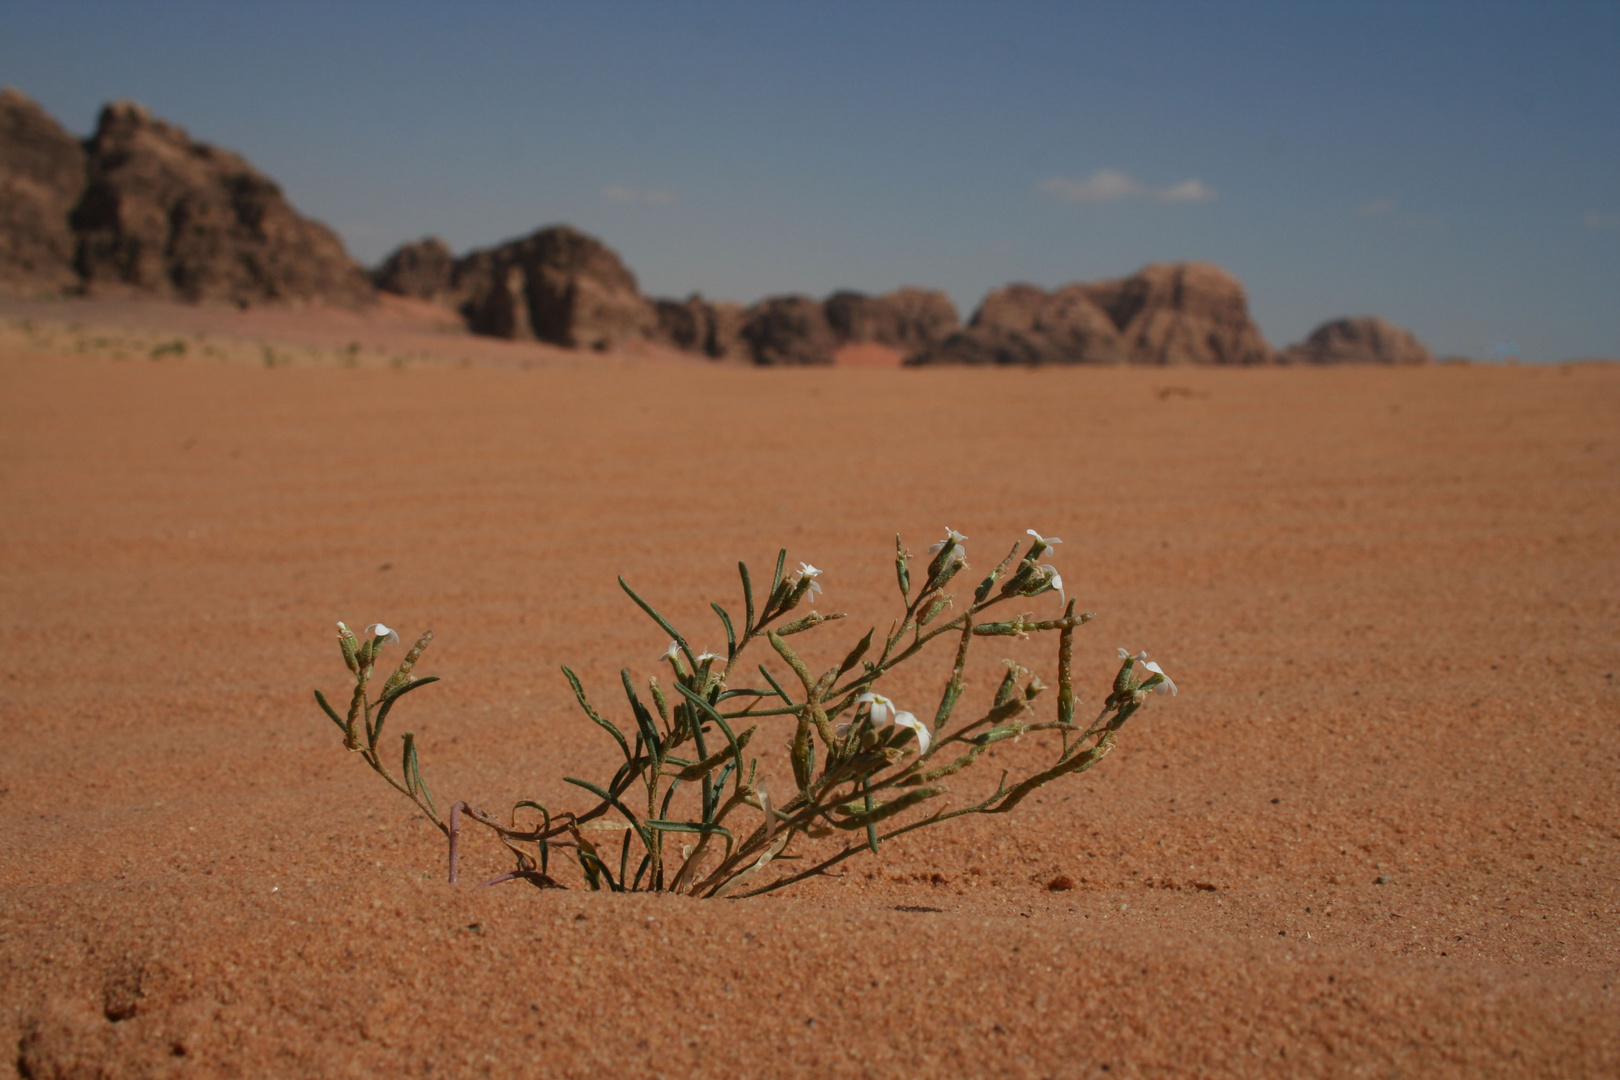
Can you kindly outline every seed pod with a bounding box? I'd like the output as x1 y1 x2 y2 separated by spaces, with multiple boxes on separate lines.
336 622 360 674
382 629 434 697
895 535 911 601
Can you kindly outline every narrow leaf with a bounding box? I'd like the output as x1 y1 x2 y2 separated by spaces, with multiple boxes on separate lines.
372 675 440 748
711 602 738 660
563 777 652 849
674 726 756 781
757 665 796 706
313 689 345 732
838 628 875 677
561 666 631 762
645 820 734 838
618 576 697 668
620 670 663 757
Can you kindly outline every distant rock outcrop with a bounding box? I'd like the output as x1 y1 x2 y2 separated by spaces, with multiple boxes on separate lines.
0 87 87 295
740 295 839 365
70 100 370 306
1280 317 1433 365
911 283 1127 365
912 261 1272 366
1081 262 1273 366
651 293 746 359
447 225 654 350
372 236 455 301
824 288 960 356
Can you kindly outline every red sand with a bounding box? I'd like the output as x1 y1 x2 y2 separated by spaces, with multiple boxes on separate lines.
1 335 1617 1077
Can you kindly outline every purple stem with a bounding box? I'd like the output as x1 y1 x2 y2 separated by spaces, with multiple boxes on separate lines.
448 801 465 884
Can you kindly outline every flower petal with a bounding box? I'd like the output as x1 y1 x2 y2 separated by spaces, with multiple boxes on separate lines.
365 622 400 645
857 692 894 726
1143 660 1177 695
892 710 931 754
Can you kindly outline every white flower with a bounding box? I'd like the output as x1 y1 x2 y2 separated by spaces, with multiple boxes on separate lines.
1142 660 1177 696
856 692 896 726
365 623 400 645
891 710 932 754
928 527 968 565
660 640 681 662
928 527 969 554
1118 649 1175 695
1041 564 1065 605
1027 529 1063 550
795 562 824 600
696 649 725 664
855 692 931 753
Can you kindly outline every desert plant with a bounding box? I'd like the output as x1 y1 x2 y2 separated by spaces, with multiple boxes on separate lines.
312 528 1175 898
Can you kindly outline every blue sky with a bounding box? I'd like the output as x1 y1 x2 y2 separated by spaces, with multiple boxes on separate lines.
3 1 1617 359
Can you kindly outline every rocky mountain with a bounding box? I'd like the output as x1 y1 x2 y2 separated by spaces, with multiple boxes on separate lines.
1081 262 1274 366
371 236 455 302
823 288 960 355
374 226 655 351
738 295 839 365
914 283 1127 365
644 286 959 364
73 101 372 305
0 89 370 306
2 88 1437 363
911 262 1273 366
1280 316 1434 365
652 294 746 360
0 88 85 296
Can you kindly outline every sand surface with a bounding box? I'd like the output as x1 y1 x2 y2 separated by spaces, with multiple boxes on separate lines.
1 330 1617 1077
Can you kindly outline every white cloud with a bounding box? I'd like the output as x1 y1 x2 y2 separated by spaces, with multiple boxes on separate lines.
1040 169 1216 204
1040 169 1141 202
600 185 676 205
1359 198 1397 217
1584 212 1620 230
1159 178 1217 203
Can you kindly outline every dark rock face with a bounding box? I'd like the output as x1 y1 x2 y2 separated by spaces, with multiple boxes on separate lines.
1280 317 1433 365
453 226 653 350
651 294 746 360
70 101 370 306
824 288 959 355
911 283 1126 365
373 237 455 301
739 295 839 365
0 87 87 295
1082 262 1273 365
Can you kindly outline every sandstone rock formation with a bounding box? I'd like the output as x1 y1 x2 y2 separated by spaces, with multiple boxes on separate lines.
652 294 746 360
824 288 960 356
912 261 1273 366
739 295 838 365
1280 317 1434 365
0 87 87 295
70 100 370 306
910 283 1126 365
372 236 455 301
1081 262 1273 365
448 226 654 350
